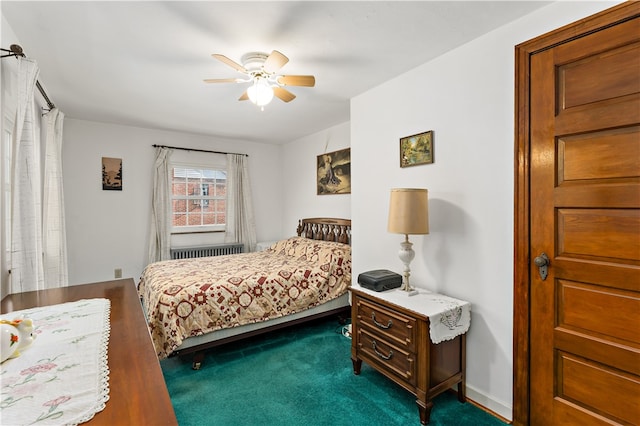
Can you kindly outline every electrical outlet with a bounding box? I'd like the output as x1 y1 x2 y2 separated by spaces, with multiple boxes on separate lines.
114 268 122 279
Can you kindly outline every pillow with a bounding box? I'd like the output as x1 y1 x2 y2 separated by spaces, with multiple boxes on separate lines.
269 237 350 263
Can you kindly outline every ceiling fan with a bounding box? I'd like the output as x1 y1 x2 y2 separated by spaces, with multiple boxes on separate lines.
204 50 315 109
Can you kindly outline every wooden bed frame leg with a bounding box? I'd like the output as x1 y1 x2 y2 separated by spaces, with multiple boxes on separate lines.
192 352 205 370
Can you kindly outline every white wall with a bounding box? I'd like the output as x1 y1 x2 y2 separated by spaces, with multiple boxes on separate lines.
62 118 282 285
280 121 351 234
350 1 621 420
63 118 351 292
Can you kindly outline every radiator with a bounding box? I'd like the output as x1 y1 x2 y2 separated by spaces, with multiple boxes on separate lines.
170 243 244 260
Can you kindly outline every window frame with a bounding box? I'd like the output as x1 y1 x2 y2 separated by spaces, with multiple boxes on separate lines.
170 161 227 234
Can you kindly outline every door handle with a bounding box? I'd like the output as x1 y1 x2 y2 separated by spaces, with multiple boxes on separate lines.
534 253 550 281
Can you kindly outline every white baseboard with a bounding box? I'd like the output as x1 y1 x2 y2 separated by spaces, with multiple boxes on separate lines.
464 384 512 422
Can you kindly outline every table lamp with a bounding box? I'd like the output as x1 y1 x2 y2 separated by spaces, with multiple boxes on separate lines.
387 188 429 295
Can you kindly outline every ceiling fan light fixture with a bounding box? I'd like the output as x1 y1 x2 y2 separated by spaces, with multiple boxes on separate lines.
247 78 274 107
206 50 314 107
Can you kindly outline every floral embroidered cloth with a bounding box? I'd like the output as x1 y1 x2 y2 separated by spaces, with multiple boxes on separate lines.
0 298 110 425
418 291 471 344
139 237 351 359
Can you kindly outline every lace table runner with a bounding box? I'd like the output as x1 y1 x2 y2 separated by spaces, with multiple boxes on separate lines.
417 291 471 344
352 285 471 344
1 298 110 425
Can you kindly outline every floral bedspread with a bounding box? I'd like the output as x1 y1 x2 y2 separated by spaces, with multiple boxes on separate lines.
138 237 351 359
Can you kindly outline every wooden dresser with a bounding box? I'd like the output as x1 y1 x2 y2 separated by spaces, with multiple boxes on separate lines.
350 285 468 425
1 278 177 425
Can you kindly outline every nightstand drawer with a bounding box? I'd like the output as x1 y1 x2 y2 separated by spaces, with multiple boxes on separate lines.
358 327 416 387
356 297 416 351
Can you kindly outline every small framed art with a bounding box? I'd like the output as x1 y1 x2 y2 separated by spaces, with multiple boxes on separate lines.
400 130 433 168
102 157 123 191
317 148 351 195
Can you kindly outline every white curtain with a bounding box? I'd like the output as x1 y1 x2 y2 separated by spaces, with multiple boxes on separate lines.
10 57 44 292
42 108 68 287
148 147 172 264
225 154 257 252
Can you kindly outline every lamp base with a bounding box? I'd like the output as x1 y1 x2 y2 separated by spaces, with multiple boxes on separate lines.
398 237 419 296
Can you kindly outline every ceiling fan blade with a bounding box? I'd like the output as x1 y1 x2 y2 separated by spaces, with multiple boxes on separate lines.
203 78 246 84
212 54 247 74
277 75 316 87
263 50 289 74
238 91 249 101
273 87 296 103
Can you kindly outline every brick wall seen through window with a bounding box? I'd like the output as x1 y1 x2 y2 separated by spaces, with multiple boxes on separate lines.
171 167 226 231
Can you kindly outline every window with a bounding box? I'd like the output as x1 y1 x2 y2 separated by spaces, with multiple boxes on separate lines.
171 166 226 233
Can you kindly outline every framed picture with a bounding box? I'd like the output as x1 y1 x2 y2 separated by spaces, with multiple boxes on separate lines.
400 130 434 168
102 157 122 191
317 148 351 195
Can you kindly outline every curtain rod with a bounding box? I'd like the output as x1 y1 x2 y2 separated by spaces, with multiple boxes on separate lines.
1 44 55 111
152 144 248 157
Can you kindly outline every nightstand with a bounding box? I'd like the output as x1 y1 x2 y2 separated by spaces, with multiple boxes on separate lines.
349 284 470 425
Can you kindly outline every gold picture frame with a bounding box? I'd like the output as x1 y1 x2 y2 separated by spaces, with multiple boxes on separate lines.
400 130 434 168
317 148 351 195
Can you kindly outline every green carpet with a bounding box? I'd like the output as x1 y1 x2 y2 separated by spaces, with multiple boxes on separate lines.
161 316 507 426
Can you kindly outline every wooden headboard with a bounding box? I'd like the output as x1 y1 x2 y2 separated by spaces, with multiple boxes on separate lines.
296 218 351 245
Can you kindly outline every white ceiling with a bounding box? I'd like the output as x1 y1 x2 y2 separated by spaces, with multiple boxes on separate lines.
2 1 550 144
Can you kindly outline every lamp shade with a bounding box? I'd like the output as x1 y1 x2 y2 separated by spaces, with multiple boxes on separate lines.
387 188 429 235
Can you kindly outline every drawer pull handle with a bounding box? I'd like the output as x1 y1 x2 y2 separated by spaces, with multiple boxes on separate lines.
371 312 392 329
372 340 393 360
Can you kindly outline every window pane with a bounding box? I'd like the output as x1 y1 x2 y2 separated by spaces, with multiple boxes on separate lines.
173 180 186 196
187 213 201 226
171 166 226 229
173 199 186 213
187 180 199 196
173 213 187 227
216 199 226 213
202 213 215 225
185 168 200 179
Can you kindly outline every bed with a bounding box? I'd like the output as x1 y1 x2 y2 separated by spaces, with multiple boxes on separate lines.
138 218 352 369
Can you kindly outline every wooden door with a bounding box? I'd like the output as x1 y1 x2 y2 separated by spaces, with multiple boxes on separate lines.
514 3 640 425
